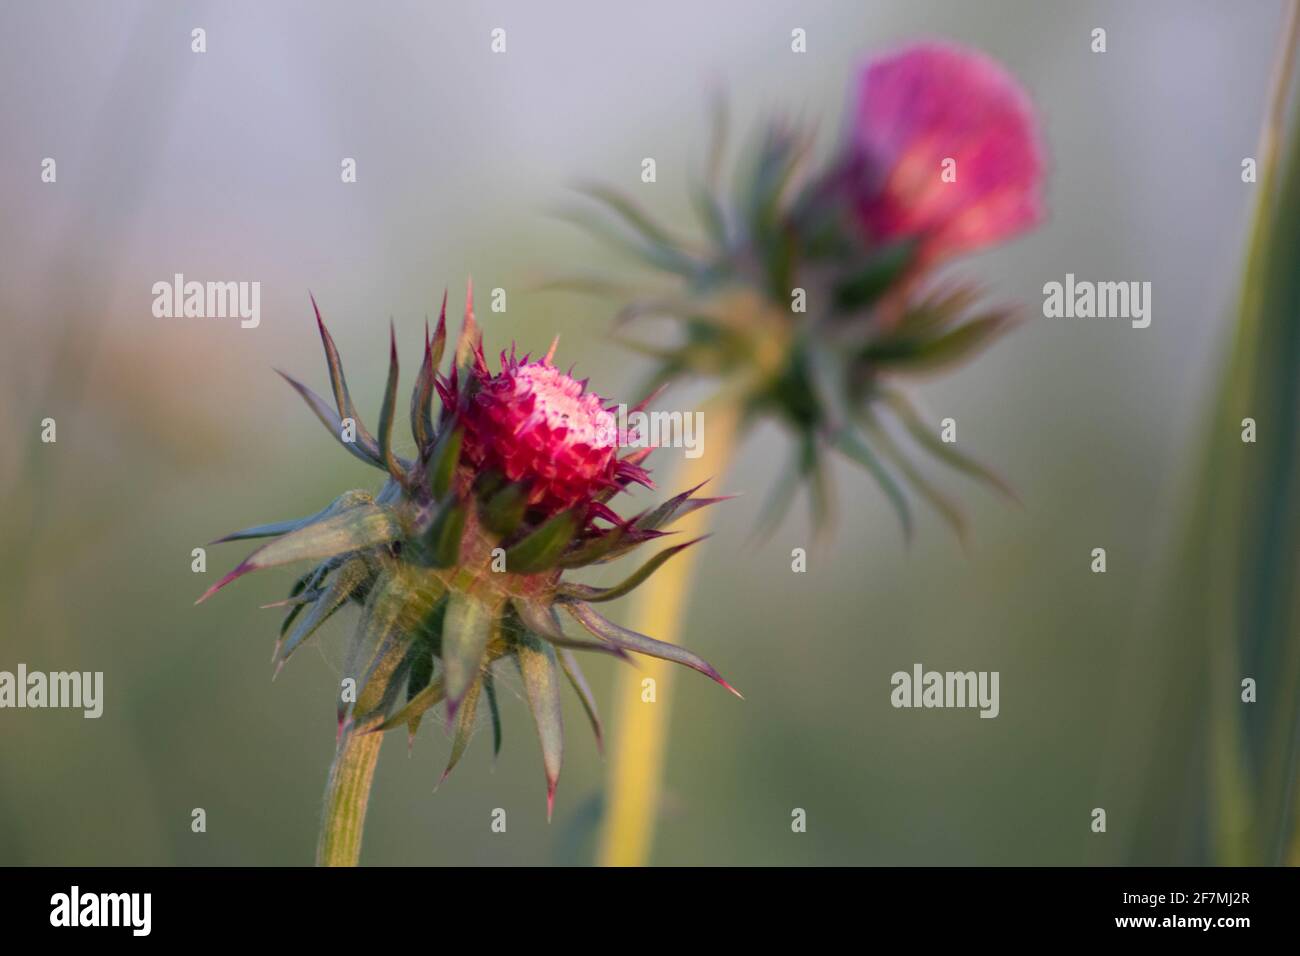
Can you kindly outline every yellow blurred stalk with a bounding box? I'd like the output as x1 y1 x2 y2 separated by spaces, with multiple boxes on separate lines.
597 400 740 867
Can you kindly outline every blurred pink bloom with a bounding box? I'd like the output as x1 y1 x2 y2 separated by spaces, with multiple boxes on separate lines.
849 41 1046 262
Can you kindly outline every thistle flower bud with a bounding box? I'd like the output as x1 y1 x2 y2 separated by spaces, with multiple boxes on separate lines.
199 290 737 819
462 357 624 516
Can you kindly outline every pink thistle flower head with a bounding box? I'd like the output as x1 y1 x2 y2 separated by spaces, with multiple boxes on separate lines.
849 40 1046 262
462 351 636 517
202 293 738 826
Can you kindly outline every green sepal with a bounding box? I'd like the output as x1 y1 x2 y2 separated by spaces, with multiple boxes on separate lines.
863 311 1018 374
578 183 679 249
481 480 529 538
429 426 463 500
515 630 564 819
311 294 383 463
375 611 445 739
354 637 419 727
438 675 482 785
441 592 496 717
264 589 323 610
212 490 374 545
278 564 330 637
429 291 449 372
341 568 445 725
373 675 444 736
630 482 720 534
753 444 804 543
405 630 437 700
690 179 729 249
832 241 916 312
344 596 408 727
274 557 371 673
338 575 391 726
557 648 603 754
799 434 831 532
454 297 481 369
564 602 741 698
568 186 702 279
883 284 980 341
586 490 722 566
199 504 399 604
276 370 387 471
511 597 632 660
829 427 913 541
422 498 467 569
377 324 406 486
511 596 565 640
278 598 307 641
410 324 437 456
882 389 1018 502
483 671 503 758
557 537 705 603
395 626 440 741
557 526 628 568
504 509 580 574
743 123 812 244
859 409 969 546
763 226 796 302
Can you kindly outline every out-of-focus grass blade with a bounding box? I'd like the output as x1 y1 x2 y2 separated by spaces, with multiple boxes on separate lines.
1134 30 1300 864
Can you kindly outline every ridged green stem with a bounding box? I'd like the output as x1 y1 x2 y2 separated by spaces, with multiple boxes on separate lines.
316 721 383 867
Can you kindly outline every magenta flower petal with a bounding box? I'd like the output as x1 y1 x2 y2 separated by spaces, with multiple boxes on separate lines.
462 357 621 516
850 40 1046 261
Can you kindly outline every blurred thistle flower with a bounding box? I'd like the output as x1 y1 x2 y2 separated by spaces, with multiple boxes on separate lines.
561 39 1046 539
198 287 737 862
845 42 1046 264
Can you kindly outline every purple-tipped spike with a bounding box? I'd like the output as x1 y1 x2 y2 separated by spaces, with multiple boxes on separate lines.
194 561 251 605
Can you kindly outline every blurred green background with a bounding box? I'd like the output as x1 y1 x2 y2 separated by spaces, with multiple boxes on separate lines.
0 0 1286 864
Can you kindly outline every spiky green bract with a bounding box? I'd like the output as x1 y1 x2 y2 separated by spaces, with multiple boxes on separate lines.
558 108 1024 539
200 292 737 817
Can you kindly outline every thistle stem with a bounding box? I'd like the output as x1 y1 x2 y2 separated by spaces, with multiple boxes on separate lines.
597 401 740 867
316 720 384 867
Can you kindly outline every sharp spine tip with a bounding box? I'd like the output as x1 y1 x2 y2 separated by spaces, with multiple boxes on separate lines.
195 564 244 605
